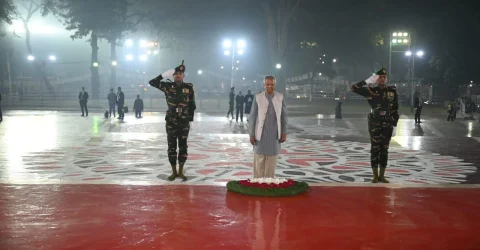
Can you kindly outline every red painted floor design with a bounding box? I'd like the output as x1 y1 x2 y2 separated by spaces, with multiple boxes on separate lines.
0 184 479 250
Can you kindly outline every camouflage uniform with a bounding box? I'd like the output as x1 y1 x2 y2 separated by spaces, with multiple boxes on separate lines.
149 62 196 181
350 67 399 183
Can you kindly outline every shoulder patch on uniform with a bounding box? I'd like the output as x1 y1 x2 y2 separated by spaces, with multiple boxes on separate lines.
387 86 397 91
184 82 193 87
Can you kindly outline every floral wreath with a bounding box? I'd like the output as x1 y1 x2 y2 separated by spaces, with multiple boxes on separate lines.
227 178 309 197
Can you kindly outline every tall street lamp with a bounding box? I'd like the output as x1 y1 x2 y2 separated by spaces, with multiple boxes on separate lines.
223 39 246 87
405 49 425 111
389 31 411 78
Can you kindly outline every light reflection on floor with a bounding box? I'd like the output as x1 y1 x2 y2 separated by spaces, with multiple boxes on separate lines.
0 111 479 185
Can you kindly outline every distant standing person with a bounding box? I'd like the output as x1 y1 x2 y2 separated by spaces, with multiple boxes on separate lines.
452 99 458 121
414 92 423 124
117 87 125 120
227 87 235 119
244 89 254 121
78 87 89 117
133 95 144 118
447 99 456 122
236 91 245 122
107 88 117 117
248 76 288 178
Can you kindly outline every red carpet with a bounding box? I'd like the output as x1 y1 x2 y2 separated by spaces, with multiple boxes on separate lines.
0 184 479 250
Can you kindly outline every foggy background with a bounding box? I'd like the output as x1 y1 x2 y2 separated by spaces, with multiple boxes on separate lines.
0 0 479 112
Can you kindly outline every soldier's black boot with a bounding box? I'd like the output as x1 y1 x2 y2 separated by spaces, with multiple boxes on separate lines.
178 163 187 181
379 167 389 183
372 167 379 183
168 165 177 181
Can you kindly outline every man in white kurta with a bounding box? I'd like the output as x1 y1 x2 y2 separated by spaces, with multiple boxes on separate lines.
248 76 287 178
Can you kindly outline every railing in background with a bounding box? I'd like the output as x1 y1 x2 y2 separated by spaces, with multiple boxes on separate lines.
1 93 231 112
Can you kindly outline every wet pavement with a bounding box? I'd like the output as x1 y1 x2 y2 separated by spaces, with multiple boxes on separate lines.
1 110 479 185
0 111 480 249
1 184 479 250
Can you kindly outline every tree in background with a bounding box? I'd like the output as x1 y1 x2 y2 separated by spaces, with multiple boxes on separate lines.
261 0 301 93
0 0 16 26
0 0 16 91
44 0 144 98
99 0 144 90
44 0 107 98
10 0 55 93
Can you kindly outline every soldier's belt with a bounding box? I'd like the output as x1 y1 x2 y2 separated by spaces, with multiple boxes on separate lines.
371 109 388 116
168 107 183 113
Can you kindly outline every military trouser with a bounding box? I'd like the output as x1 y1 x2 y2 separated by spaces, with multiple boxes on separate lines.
368 114 394 168
166 119 190 165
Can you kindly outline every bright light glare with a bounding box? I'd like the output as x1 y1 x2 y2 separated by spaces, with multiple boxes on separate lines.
10 20 59 34
139 55 147 61
93 62 99 67
224 50 231 56
147 50 152 55
139 40 148 48
126 54 134 61
237 50 244 55
319 73 322 76
276 63 282 69
242 77 246 80
237 40 246 49
198 70 203 75
125 39 133 47
333 59 337 63
403 39 408 43
153 50 159 55
403 32 408 36
112 61 117 66
392 32 398 36
405 51 412 56
27 55 35 61
221 66 224 69
223 39 232 48
48 55 56 61
392 39 397 43
416 51 424 57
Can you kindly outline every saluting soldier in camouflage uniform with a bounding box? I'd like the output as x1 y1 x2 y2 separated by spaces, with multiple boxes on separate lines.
350 67 399 183
149 61 196 181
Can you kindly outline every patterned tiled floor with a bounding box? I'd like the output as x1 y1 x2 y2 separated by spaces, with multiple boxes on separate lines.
0 111 479 185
